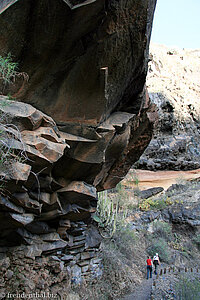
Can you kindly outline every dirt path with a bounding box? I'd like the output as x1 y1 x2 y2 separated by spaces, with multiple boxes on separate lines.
121 267 200 300
120 278 153 300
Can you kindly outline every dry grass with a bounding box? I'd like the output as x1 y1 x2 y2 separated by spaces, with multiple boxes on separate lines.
0 103 27 186
72 228 149 300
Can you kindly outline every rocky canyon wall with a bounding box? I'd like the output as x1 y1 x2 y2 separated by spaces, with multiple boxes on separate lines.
138 43 200 171
0 0 157 291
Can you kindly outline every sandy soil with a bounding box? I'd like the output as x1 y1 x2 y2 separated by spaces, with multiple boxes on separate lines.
124 168 200 190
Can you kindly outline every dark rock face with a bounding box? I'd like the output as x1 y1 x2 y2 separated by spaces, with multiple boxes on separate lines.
0 0 157 284
0 0 156 124
133 181 200 229
167 203 200 227
0 98 156 247
139 187 164 200
0 0 158 190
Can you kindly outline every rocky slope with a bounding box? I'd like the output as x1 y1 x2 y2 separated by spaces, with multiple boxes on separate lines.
138 43 200 171
67 179 200 299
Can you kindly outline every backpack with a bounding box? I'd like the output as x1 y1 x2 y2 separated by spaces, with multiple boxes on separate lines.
153 256 159 265
153 259 158 265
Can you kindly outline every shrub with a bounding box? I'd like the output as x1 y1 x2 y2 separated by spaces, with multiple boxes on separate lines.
0 53 28 95
139 195 175 211
175 276 200 300
153 220 172 240
114 224 138 256
93 190 128 238
148 237 170 263
0 101 27 186
116 182 129 208
192 234 200 251
193 234 200 245
139 197 167 211
0 53 18 85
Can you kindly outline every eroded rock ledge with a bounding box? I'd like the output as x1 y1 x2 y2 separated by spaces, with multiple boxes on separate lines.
0 98 155 246
0 95 156 285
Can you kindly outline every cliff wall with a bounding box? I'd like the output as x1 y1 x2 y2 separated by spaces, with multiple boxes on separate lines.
138 43 200 171
0 0 157 292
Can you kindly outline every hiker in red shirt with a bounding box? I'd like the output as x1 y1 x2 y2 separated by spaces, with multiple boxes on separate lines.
146 256 153 279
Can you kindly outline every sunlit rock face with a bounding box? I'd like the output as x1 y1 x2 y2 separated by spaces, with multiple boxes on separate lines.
0 0 157 280
138 44 200 171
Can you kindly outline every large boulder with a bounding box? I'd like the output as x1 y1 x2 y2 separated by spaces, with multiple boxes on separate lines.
0 0 156 124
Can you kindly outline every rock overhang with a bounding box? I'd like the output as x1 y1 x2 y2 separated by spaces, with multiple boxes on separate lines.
0 0 158 274
0 0 157 126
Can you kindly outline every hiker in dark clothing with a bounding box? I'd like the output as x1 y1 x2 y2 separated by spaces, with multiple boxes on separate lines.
153 253 160 275
146 256 153 279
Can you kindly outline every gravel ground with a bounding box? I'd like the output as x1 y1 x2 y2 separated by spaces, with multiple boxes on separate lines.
152 267 200 299
120 277 154 300
119 267 200 300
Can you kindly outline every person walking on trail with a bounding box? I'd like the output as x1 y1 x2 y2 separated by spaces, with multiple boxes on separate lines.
146 256 153 279
153 253 160 275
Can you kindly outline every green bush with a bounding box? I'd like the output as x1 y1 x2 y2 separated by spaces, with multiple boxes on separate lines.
0 53 18 85
148 237 170 263
113 224 139 260
93 190 128 238
193 234 200 246
153 220 172 240
115 224 137 246
0 53 28 95
116 182 128 208
175 276 200 300
139 197 168 211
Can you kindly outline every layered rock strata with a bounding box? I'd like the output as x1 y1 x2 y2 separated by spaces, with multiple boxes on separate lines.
0 98 156 246
0 96 156 285
0 98 103 287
